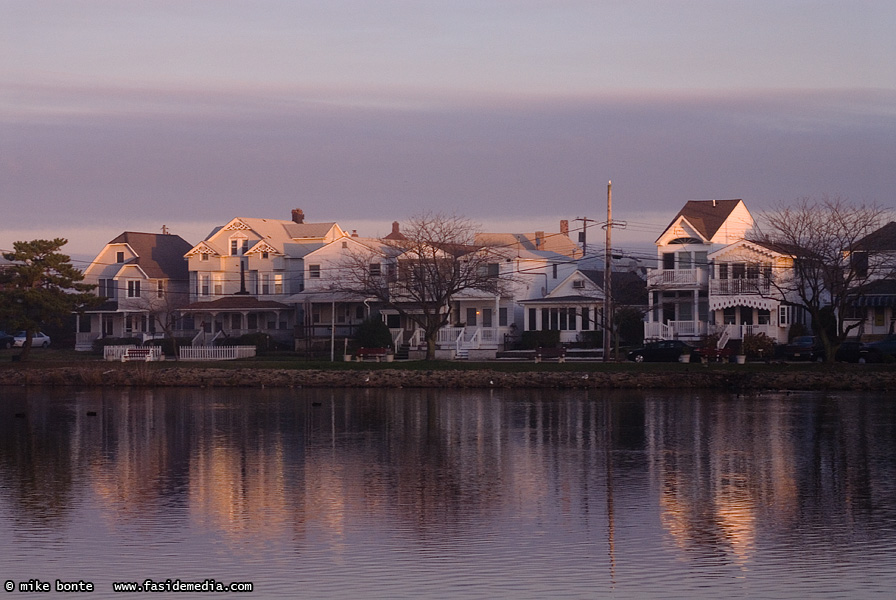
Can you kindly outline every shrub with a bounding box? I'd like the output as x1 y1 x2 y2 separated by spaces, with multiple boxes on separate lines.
354 317 393 350
519 330 561 349
743 332 775 359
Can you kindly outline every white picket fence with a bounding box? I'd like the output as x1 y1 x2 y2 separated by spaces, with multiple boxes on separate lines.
178 346 257 361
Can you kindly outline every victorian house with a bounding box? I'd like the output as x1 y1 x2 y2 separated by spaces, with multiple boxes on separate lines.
180 209 345 345
645 199 795 344
76 231 193 350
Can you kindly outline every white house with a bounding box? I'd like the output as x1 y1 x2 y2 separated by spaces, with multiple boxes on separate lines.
645 199 797 344
180 209 345 345
77 231 194 350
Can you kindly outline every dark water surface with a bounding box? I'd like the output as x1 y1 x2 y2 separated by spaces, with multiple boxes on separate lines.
1 387 894 599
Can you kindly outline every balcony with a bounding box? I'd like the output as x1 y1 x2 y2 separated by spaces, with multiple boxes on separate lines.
647 268 708 289
710 278 771 295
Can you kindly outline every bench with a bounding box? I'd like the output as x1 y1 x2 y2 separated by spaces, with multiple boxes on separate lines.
121 347 159 362
355 347 391 362
534 347 566 363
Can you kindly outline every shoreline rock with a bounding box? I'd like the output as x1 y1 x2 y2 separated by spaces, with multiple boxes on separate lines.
1 364 893 391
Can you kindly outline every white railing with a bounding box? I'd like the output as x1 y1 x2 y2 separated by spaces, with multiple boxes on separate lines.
644 322 672 340
436 327 464 348
178 346 257 361
647 268 707 287
103 345 137 361
710 278 772 295
644 321 706 340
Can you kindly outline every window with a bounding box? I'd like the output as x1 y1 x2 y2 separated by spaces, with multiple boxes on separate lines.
499 307 508 327
528 308 537 331
157 280 164 298
718 263 728 279
213 276 222 296
779 305 790 326
723 307 736 324
663 253 675 269
274 274 283 294
581 307 590 330
116 251 125 263
261 274 270 294
572 280 585 289
482 309 493 328
230 239 239 256
309 264 320 279
262 252 269 259
732 263 746 279
127 280 141 298
201 253 209 262
694 251 708 270
201 275 209 296
242 239 249 255
369 263 382 277
758 309 771 325
356 306 365 320
466 308 477 326
852 251 869 278
677 251 692 269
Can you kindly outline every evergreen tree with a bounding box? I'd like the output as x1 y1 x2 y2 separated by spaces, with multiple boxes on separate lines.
0 238 98 360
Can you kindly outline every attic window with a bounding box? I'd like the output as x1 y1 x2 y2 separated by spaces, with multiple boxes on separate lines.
116 251 125 263
572 280 585 289
669 237 701 245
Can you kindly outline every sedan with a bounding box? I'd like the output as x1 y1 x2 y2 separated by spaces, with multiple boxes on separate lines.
784 336 824 361
861 334 896 363
627 340 695 363
13 331 51 348
0 331 14 349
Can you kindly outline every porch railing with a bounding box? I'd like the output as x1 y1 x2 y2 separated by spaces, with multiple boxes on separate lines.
710 278 772 295
647 268 708 287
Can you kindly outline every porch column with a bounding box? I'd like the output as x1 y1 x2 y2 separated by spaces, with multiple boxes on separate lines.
694 289 699 334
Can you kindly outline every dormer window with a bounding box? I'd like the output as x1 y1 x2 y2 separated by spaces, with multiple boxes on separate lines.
116 251 125 263
230 236 249 255
572 280 585 289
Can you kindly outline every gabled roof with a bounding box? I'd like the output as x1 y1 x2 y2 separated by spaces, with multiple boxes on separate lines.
657 199 745 243
180 296 291 311
580 270 648 306
854 221 896 252
475 231 582 259
107 232 193 280
195 217 344 256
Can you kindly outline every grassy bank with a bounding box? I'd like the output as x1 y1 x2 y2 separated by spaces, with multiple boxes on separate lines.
1 348 894 391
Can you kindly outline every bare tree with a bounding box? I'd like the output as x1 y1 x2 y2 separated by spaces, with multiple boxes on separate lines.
749 196 892 361
334 213 509 360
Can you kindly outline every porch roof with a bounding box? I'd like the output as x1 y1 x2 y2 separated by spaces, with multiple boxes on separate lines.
709 296 778 311
518 294 604 306
180 297 291 312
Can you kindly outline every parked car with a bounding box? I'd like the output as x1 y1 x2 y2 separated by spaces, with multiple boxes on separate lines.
13 331 51 348
0 331 14 349
627 340 695 363
784 336 824 361
861 335 896 363
834 340 864 363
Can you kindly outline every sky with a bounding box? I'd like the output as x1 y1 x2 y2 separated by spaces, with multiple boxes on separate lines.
2 1 895 264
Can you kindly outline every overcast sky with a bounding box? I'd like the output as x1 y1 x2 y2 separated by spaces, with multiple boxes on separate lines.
2 1 894 262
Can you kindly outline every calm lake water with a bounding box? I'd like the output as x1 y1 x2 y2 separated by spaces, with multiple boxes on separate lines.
1 386 895 599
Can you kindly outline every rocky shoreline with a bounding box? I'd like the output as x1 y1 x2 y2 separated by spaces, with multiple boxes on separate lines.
1 363 893 391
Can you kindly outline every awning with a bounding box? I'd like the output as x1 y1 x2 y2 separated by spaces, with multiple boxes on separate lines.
853 295 896 307
709 296 778 311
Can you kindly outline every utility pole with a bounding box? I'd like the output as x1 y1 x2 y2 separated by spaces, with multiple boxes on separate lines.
603 181 612 362
574 216 600 256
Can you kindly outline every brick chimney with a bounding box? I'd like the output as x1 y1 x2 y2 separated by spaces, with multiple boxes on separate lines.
291 208 305 224
560 220 569 237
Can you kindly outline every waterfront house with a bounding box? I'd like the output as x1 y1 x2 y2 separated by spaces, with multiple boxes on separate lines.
645 199 797 345
180 209 345 345
77 231 194 350
845 221 896 336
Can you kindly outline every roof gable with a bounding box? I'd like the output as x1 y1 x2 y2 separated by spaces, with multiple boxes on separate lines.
105 232 192 280
657 199 751 245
